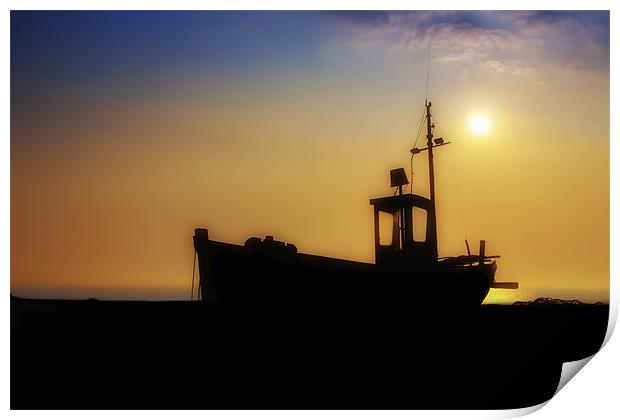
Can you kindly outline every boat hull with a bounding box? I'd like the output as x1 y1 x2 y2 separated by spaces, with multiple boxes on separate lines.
196 238 495 319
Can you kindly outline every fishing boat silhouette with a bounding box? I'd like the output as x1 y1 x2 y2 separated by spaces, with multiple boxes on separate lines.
193 101 518 318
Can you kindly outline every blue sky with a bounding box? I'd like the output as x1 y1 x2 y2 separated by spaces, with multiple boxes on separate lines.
12 11 609 88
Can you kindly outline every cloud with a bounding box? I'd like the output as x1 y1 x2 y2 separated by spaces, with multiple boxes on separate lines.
481 59 536 76
323 11 609 79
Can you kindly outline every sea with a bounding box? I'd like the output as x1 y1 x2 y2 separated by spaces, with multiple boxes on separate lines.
11 285 610 305
484 287 609 305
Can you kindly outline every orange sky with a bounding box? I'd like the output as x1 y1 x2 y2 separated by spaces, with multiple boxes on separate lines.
11 11 609 302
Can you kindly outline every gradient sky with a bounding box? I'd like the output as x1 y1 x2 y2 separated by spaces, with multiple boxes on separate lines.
11 11 609 302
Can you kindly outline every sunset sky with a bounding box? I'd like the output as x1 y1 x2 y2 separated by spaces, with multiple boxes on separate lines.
11 11 609 302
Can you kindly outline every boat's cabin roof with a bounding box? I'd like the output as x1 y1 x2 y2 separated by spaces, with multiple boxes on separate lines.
369 193 433 213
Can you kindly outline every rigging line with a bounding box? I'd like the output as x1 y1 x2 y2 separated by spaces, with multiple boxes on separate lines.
190 251 196 301
447 141 468 241
410 104 426 194
413 106 426 149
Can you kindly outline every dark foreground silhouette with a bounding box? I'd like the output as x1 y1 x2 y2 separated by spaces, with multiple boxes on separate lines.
11 296 608 409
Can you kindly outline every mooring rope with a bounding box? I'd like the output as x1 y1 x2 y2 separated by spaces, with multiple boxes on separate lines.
190 251 196 300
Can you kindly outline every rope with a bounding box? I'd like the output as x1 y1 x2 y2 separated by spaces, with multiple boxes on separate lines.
447 141 468 242
410 105 426 193
413 106 426 149
190 251 196 300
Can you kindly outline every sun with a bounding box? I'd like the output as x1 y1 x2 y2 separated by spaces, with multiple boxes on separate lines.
469 115 491 136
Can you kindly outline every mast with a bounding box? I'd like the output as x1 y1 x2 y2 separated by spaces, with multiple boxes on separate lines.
425 101 438 259
425 101 436 203
409 100 448 261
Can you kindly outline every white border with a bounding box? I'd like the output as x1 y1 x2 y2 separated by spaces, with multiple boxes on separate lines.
3 1 617 419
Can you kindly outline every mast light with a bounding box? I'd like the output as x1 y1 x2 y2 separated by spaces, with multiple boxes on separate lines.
390 168 409 187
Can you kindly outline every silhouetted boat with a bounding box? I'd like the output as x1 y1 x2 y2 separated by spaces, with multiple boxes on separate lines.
193 101 517 318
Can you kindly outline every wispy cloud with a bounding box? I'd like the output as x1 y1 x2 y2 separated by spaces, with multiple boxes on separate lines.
323 11 609 81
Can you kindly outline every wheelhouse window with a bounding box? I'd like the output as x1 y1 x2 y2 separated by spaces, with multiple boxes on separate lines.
412 207 427 242
378 211 397 246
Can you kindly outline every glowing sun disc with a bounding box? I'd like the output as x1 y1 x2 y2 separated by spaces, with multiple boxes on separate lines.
469 115 491 135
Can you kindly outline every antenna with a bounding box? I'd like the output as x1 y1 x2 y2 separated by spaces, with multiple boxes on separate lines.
411 46 432 194
425 44 431 101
